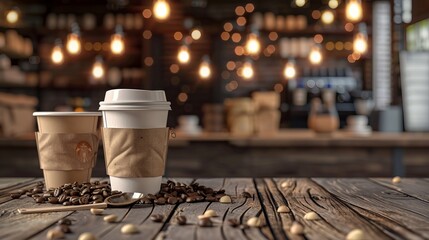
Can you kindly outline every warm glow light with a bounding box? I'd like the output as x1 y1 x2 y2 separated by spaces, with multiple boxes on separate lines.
295 0 306 7
110 34 124 55
283 61 297 79
353 32 367 54
177 45 190 64
51 45 64 64
92 59 104 79
153 0 170 20
6 9 19 24
199 60 211 79
242 62 254 79
309 46 323 65
245 33 261 55
321 10 335 24
328 0 339 9
66 33 81 55
191 29 202 40
346 0 363 22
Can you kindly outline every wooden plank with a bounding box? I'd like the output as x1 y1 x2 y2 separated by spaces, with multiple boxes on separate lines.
0 179 44 205
371 178 429 203
314 178 429 239
0 178 35 191
267 178 390 240
0 196 73 240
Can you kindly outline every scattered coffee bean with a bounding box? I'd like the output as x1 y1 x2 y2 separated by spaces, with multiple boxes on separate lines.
35 197 45 203
241 192 252 198
63 201 72 206
150 214 164 222
57 224 71 233
10 193 21 199
290 221 304 235
219 195 232 204
58 218 72 225
392 176 401 184
277 205 290 213
281 181 293 189
78 232 97 240
90 208 104 215
198 217 213 227
53 188 62 197
48 197 59 204
204 209 218 218
154 197 166 205
167 197 178 204
121 224 140 234
176 216 187 225
346 229 365 240
46 228 64 240
304 211 319 220
246 217 261 227
139 197 152 204
103 214 118 223
227 218 240 228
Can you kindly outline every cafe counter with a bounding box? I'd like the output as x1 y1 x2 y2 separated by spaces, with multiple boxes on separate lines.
1 130 429 178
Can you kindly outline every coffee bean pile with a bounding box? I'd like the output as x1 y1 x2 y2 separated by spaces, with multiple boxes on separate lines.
11 181 121 206
139 180 229 205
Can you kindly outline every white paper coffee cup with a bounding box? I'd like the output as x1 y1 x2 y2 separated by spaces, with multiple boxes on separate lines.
99 89 171 194
33 112 101 189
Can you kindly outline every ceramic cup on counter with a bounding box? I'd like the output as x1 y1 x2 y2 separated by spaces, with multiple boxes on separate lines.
33 112 101 189
99 89 171 194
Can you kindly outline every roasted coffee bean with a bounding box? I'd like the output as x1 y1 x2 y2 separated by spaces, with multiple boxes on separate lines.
154 197 166 205
53 188 62 197
167 197 178 205
70 197 80 205
139 197 152 204
63 201 72 206
227 218 240 228
58 224 71 233
10 193 21 199
205 196 217 202
81 188 90 196
186 196 196 203
26 192 33 197
58 218 72 225
91 195 103 201
92 189 101 195
111 190 121 195
48 197 59 204
33 187 43 194
35 197 45 203
43 193 52 199
70 190 80 196
93 199 103 204
150 214 164 222
79 196 89 205
198 218 213 227
176 216 187 225
58 194 67 203
241 192 252 198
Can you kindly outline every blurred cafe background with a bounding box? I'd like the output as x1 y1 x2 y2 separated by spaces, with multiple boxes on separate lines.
0 0 428 178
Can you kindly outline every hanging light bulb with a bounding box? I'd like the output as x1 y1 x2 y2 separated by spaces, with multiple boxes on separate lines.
6 8 19 24
283 60 297 79
309 45 323 65
245 33 261 56
346 0 363 22
66 23 81 55
295 0 306 7
353 33 367 54
177 45 190 64
321 10 335 24
110 25 125 55
242 61 254 79
92 56 105 79
51 39 64 65
153 0 170 20
198 55 211 79
328 0 339 9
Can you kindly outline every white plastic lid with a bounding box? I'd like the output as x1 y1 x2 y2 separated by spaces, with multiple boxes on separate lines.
98 105 171 111
103 89 167 103
33 112 101 117
99 101 171 106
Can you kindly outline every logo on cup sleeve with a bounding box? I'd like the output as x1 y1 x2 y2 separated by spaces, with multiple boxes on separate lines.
75 141 93 163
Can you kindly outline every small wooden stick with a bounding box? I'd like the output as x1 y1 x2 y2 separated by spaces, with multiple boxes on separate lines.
18 202 108 214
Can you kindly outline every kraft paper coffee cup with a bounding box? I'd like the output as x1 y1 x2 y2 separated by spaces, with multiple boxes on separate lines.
33 112 101 189
99 89 171 194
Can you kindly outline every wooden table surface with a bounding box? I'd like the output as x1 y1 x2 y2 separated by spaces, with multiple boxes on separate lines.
0 178 428 240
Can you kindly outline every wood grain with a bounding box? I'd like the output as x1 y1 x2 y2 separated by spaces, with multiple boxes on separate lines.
371 178 429 203
314 178 429 239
